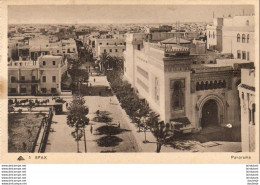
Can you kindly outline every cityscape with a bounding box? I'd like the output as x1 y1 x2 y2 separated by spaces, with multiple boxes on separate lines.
7 5 255 153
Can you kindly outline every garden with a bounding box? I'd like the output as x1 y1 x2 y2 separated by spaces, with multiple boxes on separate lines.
8 112 46 153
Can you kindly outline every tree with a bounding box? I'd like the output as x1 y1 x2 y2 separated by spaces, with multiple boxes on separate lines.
98 52 110 73
110 56 124 71
146 112 171 153
67 95 89 152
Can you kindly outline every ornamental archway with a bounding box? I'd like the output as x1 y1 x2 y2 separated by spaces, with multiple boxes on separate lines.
201 99 218 127
198 95 225 128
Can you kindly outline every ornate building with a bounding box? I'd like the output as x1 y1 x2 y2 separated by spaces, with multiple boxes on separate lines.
124 33 253 133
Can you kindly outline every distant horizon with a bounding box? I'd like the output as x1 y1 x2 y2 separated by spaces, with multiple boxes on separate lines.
8 5 254 24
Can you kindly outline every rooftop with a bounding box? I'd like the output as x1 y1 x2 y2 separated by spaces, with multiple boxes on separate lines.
160 37 191 44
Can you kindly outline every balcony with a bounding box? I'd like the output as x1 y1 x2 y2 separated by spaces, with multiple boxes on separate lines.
18 80 40 83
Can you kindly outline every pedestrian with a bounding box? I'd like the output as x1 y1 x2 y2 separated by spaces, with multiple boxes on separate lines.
66 102 68 108
90 125 93 134
94 78 96 82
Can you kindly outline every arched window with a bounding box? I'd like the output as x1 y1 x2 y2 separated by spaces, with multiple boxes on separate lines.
223 80 226 88
218 80 222 88
200 81 205 90
205 81 209 90
242 34 246 43
237 34 240 42
213 80 218 89
172 81 184 110
247 34 250 43
196 82 200 91
209 81 213 89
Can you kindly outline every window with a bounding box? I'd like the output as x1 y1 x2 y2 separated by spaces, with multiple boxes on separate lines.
237 34 240 42
242 34 246 43
41 88 47 93
115 49 118 52
247 52 250 61
42 76 46 83
137 44 141 51
237 50 241 59
213 32 215 39
52 76 56 83
43 61 46 66
99 43 102 45
247 34 249 43
171 80 185 110
106 43 109 45
10 76 16 83
208 31 211 38
110 49 112 53
57 50 59 53
51 88 57 93
32 76 36 81
21 76 25 81
10 88 16 93
242 51 246 60
52 61 56 65
20 88 26 93
201 61 205 64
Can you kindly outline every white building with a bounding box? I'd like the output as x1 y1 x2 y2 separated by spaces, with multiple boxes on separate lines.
206 15 255 62
238 68 255 152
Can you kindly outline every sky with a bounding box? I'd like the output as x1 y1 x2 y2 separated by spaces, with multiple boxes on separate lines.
8 5 255 24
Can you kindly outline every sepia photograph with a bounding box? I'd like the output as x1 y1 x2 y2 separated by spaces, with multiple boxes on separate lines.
4 2 258 157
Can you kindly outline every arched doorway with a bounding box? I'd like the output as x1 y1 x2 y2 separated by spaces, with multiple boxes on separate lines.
201 99 219 127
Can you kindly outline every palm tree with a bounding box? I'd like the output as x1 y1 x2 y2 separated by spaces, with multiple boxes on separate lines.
98 52 110 73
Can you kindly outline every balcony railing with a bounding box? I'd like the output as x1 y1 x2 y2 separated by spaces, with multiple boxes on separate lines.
18 80 40 83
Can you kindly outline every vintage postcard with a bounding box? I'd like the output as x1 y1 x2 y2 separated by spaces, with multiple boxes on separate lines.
0 0 259 164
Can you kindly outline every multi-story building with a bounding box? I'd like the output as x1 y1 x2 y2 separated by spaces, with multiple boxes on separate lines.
206 15 255 62
8 55 68 96
124 33 253 133
93 38 126 59
9 36 78 61
238 68 255 152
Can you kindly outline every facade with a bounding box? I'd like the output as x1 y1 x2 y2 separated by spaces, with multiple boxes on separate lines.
124 33 253 133
93 38 126 58
97 45 125 58
9 36 78 61
8 55 68 96
206 15 255 62
238 68 255 152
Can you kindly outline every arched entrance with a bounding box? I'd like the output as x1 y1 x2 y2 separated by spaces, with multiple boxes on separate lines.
198 95 225 129
201 99 219 127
